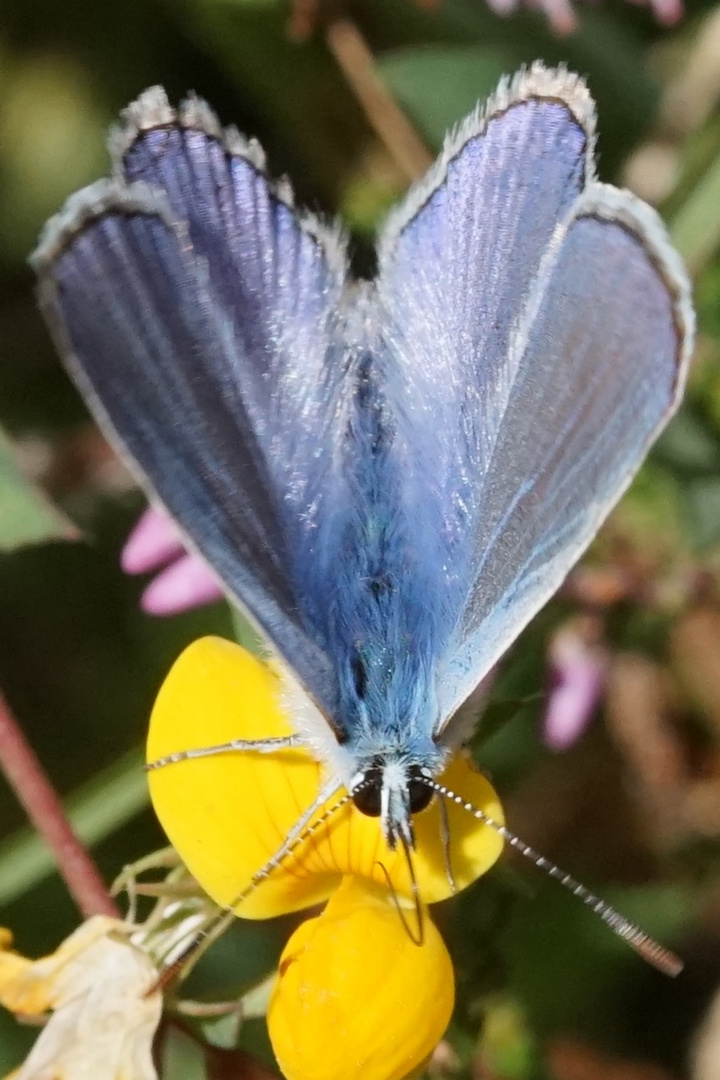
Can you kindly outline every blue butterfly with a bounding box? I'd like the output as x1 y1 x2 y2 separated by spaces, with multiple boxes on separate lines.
32 63 694 855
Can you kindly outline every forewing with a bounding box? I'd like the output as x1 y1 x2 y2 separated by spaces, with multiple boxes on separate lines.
32 90 350 718
376 66 693 733
377 64 595 488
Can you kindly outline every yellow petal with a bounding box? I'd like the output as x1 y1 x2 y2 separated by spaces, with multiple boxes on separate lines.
0 932 33 1010
148 637 504 919
267 876 454 1080
0 917 161 1080
148 637 336 918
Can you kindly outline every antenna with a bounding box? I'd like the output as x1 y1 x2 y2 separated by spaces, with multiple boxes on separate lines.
426 779 683 978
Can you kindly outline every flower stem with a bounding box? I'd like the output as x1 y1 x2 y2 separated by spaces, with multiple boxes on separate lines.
325 17 433 182
0 687 119 919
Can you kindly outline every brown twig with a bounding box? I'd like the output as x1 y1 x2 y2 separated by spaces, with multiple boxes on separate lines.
0 687 119 919
287 0 323 40
205 1045 281 1080
325 18 433 183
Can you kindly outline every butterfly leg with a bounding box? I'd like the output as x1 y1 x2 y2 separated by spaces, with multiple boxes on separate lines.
145 733 307 771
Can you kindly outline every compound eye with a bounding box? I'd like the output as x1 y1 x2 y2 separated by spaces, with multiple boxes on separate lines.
407 769 433 814
352 770 383 817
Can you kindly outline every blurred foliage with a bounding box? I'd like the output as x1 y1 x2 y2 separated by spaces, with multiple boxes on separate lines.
3 0 720 1077
0 429 77 549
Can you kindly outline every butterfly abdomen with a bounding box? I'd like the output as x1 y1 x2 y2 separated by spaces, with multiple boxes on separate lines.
288 337 450 762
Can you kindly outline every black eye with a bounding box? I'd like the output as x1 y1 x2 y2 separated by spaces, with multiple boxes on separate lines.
408 769 433 814
352 770 382 816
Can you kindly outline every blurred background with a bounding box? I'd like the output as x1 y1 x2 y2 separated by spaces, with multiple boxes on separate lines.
2 0 720 1076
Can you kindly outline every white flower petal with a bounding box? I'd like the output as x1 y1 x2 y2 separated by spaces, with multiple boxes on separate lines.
10 919 161 1080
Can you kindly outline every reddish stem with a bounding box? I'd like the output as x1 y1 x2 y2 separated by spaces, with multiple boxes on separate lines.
0 687 119 919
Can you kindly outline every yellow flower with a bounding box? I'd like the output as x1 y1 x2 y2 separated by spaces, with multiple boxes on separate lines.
147 637 503 916
268 876 454 1080
147 636 505 1080
0 916 161 1080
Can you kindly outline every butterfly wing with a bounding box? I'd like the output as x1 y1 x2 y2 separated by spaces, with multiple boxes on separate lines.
32 88 349 720
376 65 694 734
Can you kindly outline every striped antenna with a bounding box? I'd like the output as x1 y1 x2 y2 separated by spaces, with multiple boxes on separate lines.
427 780 683 978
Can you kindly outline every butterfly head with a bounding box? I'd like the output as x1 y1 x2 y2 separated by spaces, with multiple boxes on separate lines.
350 759 435 849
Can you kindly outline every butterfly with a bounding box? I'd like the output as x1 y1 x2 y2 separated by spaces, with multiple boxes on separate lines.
32 62 694 855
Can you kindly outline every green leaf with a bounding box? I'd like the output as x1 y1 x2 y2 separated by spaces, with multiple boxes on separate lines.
378 45 511 148
695 260 720 342
653 409 720 476
161 1027 208 1080
680 476 720 551
0 748 147 906
230 606 265 656
474 694 545 750
477 998 540 1080
509 881 692 1043
671 149 720 274
0 429 77 550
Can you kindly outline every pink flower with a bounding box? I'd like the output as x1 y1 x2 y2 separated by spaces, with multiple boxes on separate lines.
543 619 608 751
121 507 224 616
485 0 682 33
